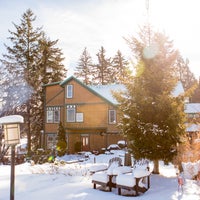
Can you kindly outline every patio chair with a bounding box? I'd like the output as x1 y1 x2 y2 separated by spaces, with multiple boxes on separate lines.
92 157 132 191
116 167 151 196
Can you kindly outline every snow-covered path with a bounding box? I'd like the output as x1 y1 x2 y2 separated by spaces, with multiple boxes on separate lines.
0 164 199 200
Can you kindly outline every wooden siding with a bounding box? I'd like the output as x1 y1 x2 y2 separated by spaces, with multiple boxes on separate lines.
44 77 124 153
45 84 64 106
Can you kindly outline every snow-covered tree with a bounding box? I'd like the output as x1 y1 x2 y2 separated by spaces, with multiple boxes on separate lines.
115 25 186 174
0 9 66 153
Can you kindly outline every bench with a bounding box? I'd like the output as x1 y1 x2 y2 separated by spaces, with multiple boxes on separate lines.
92 157 132 191
116 168 151 196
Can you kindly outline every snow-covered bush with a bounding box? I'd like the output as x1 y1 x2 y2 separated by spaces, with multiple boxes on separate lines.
182 160 200 179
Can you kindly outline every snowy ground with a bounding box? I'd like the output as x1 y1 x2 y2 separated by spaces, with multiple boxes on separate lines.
0 151 199 200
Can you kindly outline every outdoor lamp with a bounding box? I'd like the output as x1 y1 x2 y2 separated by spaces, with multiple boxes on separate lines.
4 123 21 145
0 115 24 200
0 115 23 144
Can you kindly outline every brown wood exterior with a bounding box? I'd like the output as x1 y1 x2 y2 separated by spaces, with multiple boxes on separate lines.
44 76 124 153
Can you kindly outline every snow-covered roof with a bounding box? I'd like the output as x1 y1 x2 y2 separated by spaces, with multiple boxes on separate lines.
89 81 183 104
89 84 125 105
0 115 24 124
186 123 200 132
45 76 184 105
185 103 200 113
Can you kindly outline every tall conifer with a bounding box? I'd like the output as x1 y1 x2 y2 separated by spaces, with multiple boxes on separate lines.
0 9 66 153
74 47 93 85
92 46 112 85
115 25 186 173
112 50 130 83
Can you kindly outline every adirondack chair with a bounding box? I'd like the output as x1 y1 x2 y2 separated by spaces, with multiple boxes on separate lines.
92 157 131 191
116 167 151 196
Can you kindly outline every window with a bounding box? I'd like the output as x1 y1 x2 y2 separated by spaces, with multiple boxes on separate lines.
46 107 60 123
66 85 73 98
47 110 53 123
67 105 76 122
76 113 83 122
47 134 56 149
109 110 116 124
54 109 60 123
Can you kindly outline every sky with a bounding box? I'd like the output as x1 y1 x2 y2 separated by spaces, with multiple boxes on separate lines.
1 0 200 78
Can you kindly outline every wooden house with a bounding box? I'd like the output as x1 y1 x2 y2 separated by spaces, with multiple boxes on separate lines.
43 76 125 153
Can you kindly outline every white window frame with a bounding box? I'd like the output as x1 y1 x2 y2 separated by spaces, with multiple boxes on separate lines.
66 85 73 98
76 113 83 122
47 110 54 123
67 105 76 122
46 107 60 123
109 110 116 124
54 109 60 123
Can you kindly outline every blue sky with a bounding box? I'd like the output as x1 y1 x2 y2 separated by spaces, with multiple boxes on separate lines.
1 0 200 78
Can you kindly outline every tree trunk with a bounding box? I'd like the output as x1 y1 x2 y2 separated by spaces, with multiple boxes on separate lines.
153 160 160 174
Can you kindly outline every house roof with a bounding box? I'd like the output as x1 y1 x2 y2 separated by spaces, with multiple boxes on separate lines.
44 76 184 106
60 76 125 105
185 103 200 113
89 84 125 105
186 123 200 132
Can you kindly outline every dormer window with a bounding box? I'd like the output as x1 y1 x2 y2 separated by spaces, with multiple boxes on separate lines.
66 85 73 98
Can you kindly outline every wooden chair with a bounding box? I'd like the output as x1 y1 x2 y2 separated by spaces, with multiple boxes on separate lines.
116 168 151 196
92 157 123 191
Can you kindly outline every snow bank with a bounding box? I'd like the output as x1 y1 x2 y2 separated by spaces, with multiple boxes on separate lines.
182 160 200 179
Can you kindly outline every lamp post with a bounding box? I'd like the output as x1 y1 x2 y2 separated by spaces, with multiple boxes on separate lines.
0 115 24 200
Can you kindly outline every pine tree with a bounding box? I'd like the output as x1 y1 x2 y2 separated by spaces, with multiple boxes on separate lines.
30 35 66 150
56 121 67 157
92 46 113 85
0 9 66 153
74 47 93 85
175 55 197 91
31 34 67 149
0 9 43 154
112 50 130 83
38 35 66 84
115 25 186 174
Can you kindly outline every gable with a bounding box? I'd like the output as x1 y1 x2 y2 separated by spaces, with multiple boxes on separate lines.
45 84 64 105
60 76 124 105
45 76 184 106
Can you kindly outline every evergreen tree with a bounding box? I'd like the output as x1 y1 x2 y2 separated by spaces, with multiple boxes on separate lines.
92 46 113 85
0 9 43 153
115 25 186 174
174 54 200 102
38 35 66 84
30 35 66 149
0 9 66 153
74 47 93 85
56 121 67 157
112 50 130 83
175 55 197 91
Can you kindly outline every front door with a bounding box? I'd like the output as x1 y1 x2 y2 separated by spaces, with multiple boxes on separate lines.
81 134 89 151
